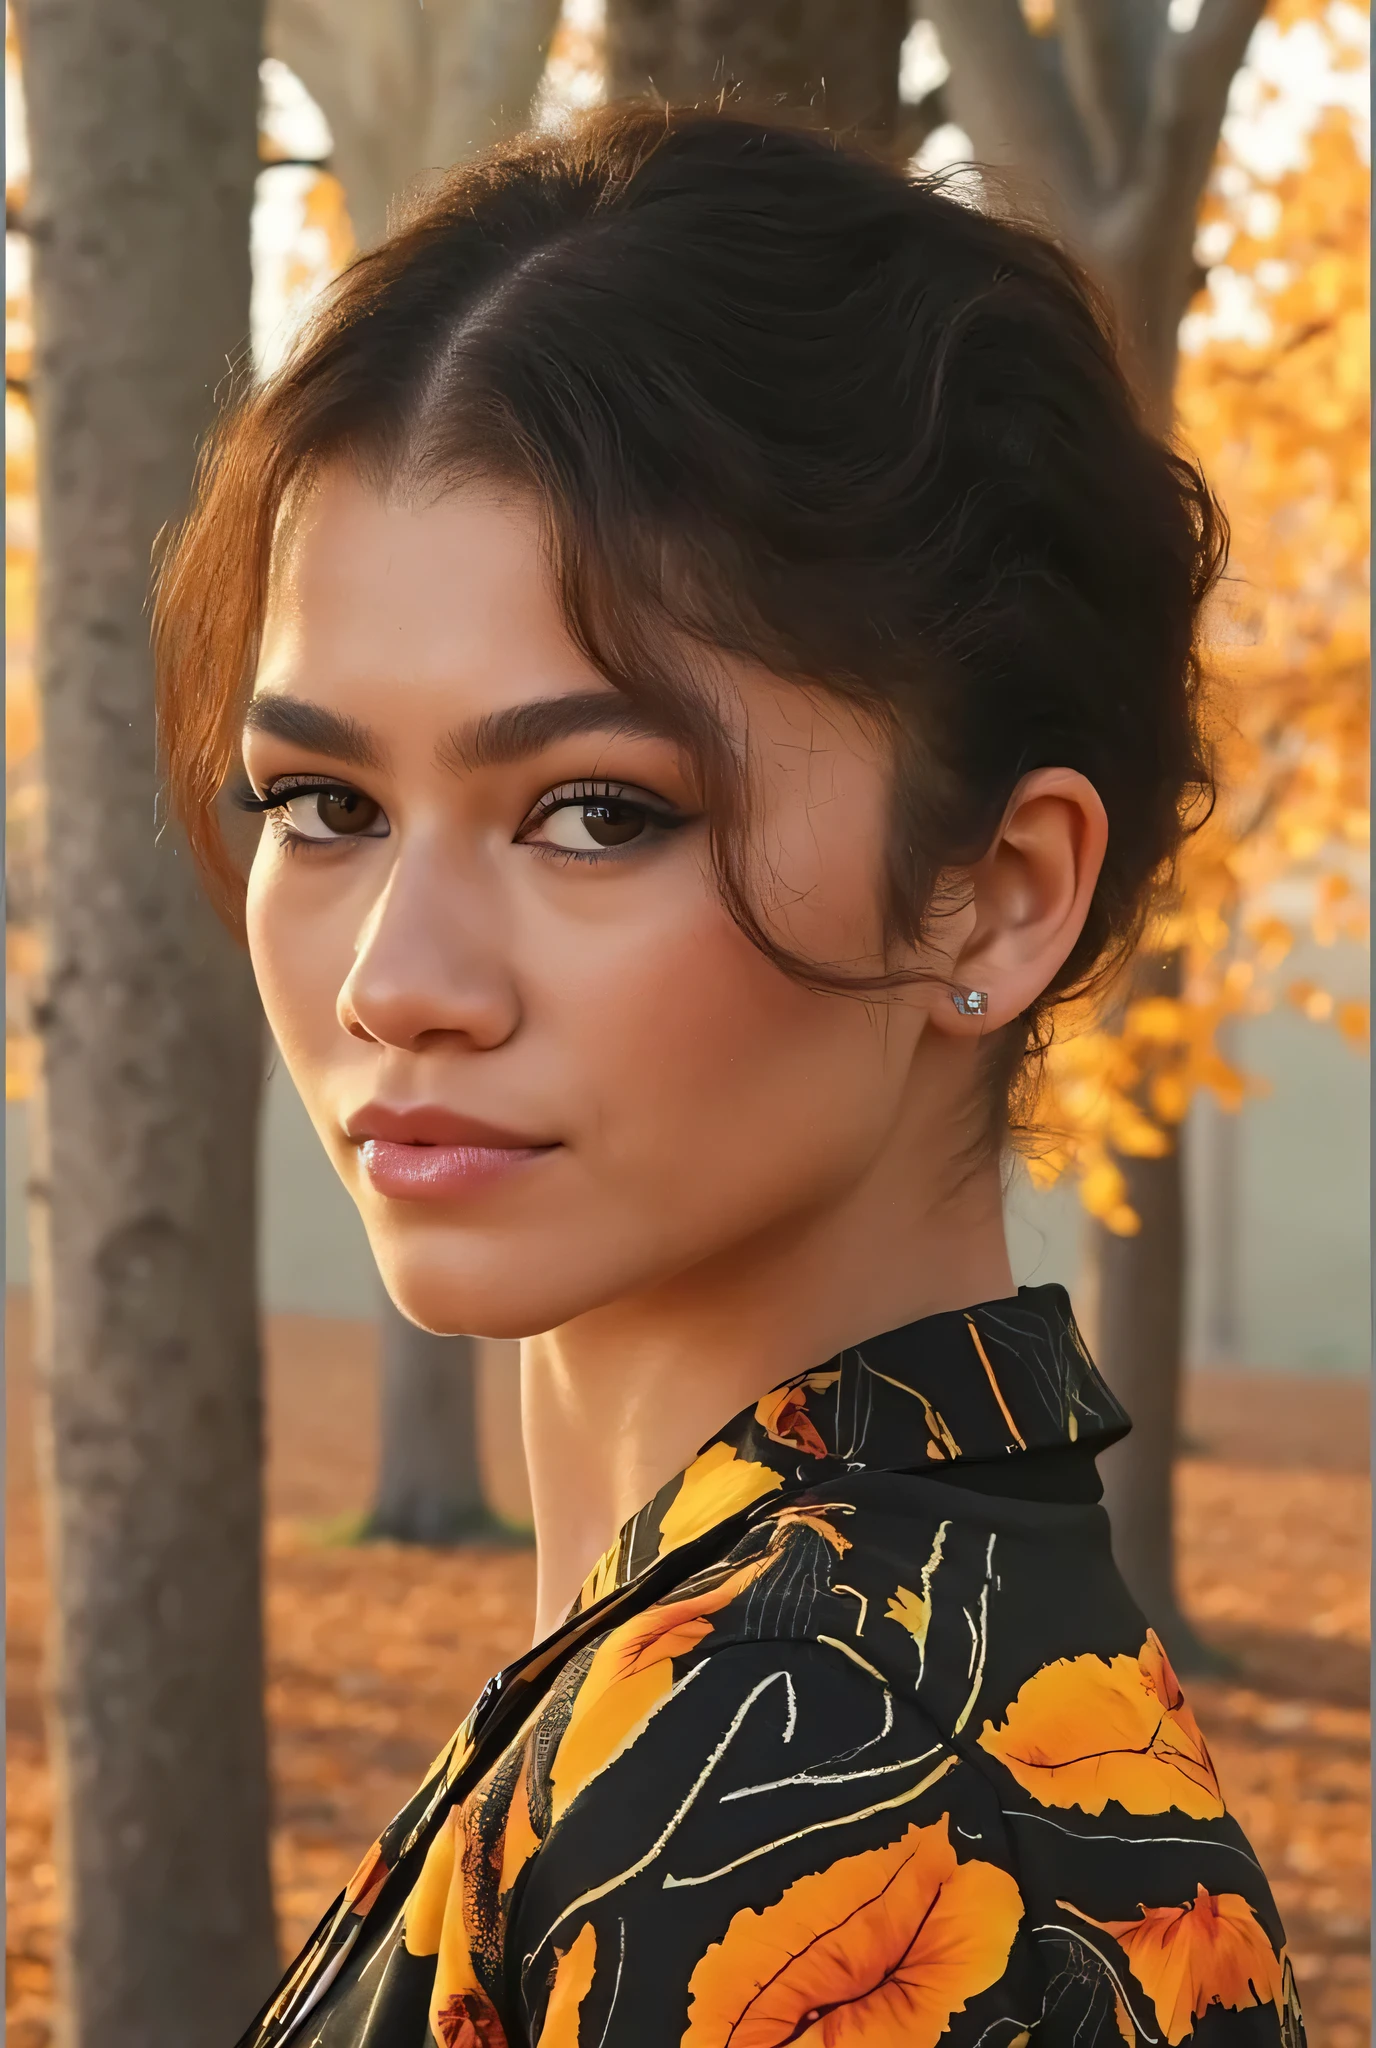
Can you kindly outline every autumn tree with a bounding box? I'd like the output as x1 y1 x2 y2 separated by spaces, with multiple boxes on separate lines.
606 0 910 141
1026 0 1368 1658
13 0 277 2040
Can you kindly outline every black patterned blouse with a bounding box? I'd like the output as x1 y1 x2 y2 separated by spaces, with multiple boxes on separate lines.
238 1284 1303 2048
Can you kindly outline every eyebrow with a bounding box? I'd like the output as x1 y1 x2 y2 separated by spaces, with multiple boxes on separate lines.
244 688 677 781
437 692 677 775
242 694 385 771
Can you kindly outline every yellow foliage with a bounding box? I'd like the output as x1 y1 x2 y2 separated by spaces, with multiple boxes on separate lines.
1038 0 1369 1218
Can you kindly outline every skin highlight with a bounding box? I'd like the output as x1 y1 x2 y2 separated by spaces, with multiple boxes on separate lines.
243 469 1108 1635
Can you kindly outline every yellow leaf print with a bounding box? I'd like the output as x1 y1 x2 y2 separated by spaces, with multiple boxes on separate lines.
887 1586 930 1642
404 1809 510 2045
498 1746 541 1897
681 1814 1022 2047
657 1441 784 1555
576 1533 622 1613
541 1923 597 2046
978 1630 1224 1819
885 1520 949 1682
404 1809 460 1959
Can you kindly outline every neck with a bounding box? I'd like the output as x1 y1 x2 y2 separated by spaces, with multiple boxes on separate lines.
521 1132 1013 1640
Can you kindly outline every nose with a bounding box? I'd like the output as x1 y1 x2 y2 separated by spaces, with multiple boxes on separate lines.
337 850 520 1054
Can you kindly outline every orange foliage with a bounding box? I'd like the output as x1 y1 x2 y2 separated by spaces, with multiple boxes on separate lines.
1035 0 1370 1227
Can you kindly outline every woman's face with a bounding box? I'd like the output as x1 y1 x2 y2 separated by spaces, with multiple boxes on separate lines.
243 470 938 1338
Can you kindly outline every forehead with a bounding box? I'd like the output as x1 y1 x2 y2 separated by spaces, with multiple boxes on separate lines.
255 469 600 712
249 466 890 811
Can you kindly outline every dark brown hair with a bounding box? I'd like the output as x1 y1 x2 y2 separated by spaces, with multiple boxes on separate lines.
154 103 1222 1137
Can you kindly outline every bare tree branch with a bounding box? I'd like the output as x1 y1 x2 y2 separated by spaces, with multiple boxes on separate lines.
1140 0 1268 233
1087 0 1267 404
265 0 562 247
1055 0 1163 188
919 0 1096 231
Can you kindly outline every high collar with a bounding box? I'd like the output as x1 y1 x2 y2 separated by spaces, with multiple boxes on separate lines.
569 1282 1128 1616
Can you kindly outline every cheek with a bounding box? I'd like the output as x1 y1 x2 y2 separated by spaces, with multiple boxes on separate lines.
543 884 912 1214
244 851 355 1073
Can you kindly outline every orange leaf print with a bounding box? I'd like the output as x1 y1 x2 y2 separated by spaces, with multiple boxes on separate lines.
1068 1886 1285 2045
978 1630 1224 1819
765 1503 852 1558
433 1994 509 2048
657 1442 785 1555
755 1377 834 1459
341 1836 390 1918
550 1558 767 1818
680 1815 1022 2048
541 1923 598 2047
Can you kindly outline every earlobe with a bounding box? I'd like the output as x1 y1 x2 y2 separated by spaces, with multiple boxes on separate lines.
931 768 1108 1038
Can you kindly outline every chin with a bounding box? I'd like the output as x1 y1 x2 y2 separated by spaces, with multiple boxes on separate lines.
366 1225 622 1341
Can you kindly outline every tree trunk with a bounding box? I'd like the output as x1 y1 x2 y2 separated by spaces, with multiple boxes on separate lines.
605 0 676 103
606 0 909 143
265 0 562 248
925 3 1269 1675
17 2 278 2043
1090 956 1220 1671
368 1291 493 1543
263 3 557 1541
1196 1013 1243 1365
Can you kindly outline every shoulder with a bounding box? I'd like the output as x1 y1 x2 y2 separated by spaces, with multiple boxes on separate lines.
509 1627 1039 2047
504 1479 1301 2045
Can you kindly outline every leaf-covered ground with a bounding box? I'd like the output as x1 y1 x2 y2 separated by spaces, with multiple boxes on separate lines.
6 1299 1369 2044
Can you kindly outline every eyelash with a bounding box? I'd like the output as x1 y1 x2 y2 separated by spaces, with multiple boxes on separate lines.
234 776 370 856
238 778 332 810
515 779 689 863
235 775 690 861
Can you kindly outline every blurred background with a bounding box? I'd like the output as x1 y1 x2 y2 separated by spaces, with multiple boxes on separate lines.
5 2 1369 2044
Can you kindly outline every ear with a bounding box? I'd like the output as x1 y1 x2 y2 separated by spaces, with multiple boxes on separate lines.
927 767 1109 1038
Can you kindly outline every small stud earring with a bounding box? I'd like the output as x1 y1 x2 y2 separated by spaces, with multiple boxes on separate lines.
951 989 988 1017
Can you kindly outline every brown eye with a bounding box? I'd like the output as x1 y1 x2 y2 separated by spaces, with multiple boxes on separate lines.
535 797 651 854
579 801 644 847
276 784 390 843
521 780 691 860
316 788 381 835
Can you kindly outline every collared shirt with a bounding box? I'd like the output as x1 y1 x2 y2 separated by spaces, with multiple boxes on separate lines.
240 1284 1303 2048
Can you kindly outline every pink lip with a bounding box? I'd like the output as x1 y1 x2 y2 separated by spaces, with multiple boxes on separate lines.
346 1104 559 1204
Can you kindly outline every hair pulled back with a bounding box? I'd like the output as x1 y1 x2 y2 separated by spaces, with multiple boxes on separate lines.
155 102 1222 1139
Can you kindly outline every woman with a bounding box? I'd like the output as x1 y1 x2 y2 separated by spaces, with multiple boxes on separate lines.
156 106 1301 2048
